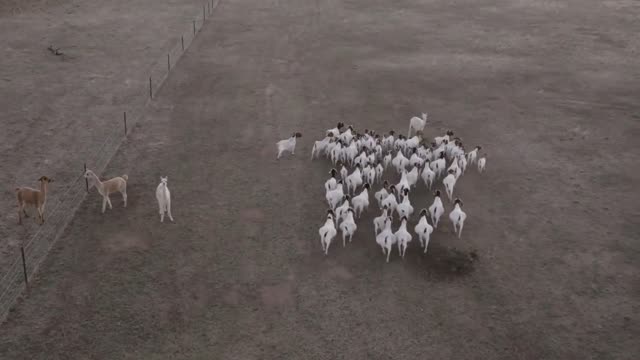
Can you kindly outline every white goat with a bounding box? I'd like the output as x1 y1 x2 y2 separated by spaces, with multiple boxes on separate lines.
325 180 344 210
334 195 351 224
396 188 414 220
421 162 436 189
414 209 434 253
406 166 420 189
339 208 357 247
382 131 395 152
15 176 54 225
351 183 371 218
442 169 457 202
376 216 396 263
340 164 349 181
311 133 334 159
346 165 363 195
478 154 487 173
155 176 174 222
409 150 424 168
457 153 468 175
319 210 338 255
435 130 454 146
324 168 338 192
364 164 376 186
408 112 427 137
428 190 445 228
430 152 446 178
375 162 384 184
373 206 389 235
326 122 344 137
84 169 128 214
383 151 392 169
381 186 399 218
467 146 482 165
276 132 302 159
395 216 412 259
374 180 390 209
449 198 467 239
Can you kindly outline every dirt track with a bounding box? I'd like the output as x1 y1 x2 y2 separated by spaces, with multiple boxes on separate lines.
1 0 639 359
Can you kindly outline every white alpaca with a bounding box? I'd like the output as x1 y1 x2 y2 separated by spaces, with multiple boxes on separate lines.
408 112 427 137
414 209 434 253
276 132 302 159
156 176 174 222
84 169 128 214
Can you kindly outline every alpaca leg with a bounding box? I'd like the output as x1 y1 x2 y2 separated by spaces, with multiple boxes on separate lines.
107 196 113 209
122 191 127 207
167 202 174 222
102 196 107 213
38 206 44 225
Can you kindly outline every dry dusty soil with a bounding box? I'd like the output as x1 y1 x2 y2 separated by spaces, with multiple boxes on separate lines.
1 0 639 359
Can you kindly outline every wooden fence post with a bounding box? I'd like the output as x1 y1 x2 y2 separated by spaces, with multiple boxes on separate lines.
20 247 28 290
84 163 88 192
149 77 153 99
123 111 127 135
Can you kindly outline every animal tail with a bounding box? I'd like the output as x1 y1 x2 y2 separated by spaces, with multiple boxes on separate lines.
121 175 128 181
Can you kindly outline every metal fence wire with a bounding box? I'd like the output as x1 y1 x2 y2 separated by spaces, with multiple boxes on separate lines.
0 0 220 325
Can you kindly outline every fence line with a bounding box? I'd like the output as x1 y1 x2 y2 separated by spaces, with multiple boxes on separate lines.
0 0 221 325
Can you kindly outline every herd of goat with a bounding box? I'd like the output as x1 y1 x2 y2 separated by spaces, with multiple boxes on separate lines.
278 113 487 262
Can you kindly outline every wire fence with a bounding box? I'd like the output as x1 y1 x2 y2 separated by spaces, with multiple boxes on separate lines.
0 0 220 325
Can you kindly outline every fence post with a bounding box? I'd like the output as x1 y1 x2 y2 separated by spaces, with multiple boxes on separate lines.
149 77 153 99
167 53 171 72
84 163 88 192
203 5 206 21
193 20 196 35
123 111 127 135
20 246 28 291
181 35 184 51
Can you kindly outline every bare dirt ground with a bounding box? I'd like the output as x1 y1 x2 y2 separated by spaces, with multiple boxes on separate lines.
0 0 209 275
1 0 639 359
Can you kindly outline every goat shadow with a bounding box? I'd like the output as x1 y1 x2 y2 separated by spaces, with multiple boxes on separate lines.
402 243 479 281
